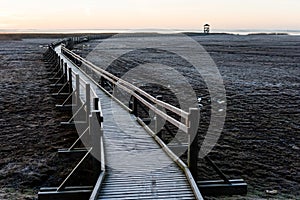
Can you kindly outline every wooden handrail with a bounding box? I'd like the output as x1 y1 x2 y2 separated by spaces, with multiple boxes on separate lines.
52 48 106 195
62 46 189 118
53 40 202 199
61 46 190 133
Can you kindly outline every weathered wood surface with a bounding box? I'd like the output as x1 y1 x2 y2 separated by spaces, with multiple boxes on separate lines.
55 45 202 199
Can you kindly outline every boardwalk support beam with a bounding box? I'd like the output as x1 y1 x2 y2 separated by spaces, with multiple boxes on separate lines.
188 108 200 179
40 42 106 200
38 186 93 200
197 156 247 196
198 179 247 196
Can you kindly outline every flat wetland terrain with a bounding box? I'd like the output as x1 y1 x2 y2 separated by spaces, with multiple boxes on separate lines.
0 33 299 199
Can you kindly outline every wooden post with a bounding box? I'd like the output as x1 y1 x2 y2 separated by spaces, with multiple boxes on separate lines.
100 76 105 87
94 97 99 110
90 110 101 163
58 56 60 66
68 68 73 93
75 74 80 106
187 108 200 180
60 58 63 68
86 84 91 124
155 95 163 134
90 98 102 170
133 96 138 116
64 63 68 82
60 59 64 76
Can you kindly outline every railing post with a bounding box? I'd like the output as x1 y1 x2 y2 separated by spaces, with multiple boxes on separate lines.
100 76 105 87
90 111 101 162
155 95 163 134
60 58 63 67
129 95 138 116
86 84 91 124
187 108 200 180
132 96 138 116
64 63 68 82
68 67 73 93
94 97 99 110
75 74 80 106
90 98 102 170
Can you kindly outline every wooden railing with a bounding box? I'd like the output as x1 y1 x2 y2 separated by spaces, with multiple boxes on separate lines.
61 46 196 132
61 45 200 188
41 35 247 199
39 45 106 199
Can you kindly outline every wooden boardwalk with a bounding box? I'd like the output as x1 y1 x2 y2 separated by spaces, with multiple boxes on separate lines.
54 45 203 199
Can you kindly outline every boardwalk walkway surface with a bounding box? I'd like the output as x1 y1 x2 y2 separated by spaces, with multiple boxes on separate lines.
55 45 203 199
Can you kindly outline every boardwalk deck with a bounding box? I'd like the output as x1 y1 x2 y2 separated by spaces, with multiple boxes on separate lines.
55 45 203 199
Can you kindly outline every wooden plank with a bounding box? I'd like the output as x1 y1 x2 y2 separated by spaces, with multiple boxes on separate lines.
98 192 195 199
38 189 92 200
101 182 191 189
99 185 192 193
39 186 93 192
198 179 247 196
55 44 202 200
198 179 245 185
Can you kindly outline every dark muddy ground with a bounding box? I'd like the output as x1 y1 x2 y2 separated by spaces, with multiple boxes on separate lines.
74 34 300 199
0 34 299 199
0 38 83 199
197 35 300 199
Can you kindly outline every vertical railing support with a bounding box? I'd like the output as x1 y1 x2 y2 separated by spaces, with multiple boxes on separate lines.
100 76 105 87
90 98 101 165
90 98 103 172
187 108 200 180
64 63 68 82
61 59 64 70
155 95 163 134
75 74 80 106
129 95 137 116
90 112 100 157
86 84 91 124
94 97 99 110
68 67 73 93
132 96 138 116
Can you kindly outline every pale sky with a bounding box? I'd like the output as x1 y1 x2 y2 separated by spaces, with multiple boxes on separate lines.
0 0 299 30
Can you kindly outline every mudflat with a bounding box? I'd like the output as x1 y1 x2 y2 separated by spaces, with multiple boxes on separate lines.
0 34 299 199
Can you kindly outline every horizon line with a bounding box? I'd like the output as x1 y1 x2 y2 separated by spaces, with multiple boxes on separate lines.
1 28 300 35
